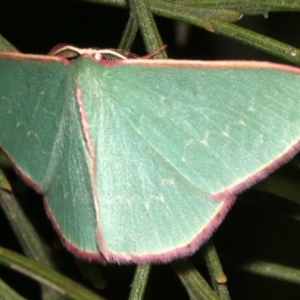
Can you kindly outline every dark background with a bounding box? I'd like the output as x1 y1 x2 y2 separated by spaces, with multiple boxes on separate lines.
1 1 300 299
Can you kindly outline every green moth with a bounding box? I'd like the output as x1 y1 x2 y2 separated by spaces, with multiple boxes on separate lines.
0 48 300 263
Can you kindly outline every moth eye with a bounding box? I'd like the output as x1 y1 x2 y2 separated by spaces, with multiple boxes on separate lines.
93 53 103 61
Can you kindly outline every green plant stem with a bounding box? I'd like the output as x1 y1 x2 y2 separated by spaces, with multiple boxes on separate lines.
0 34 17 51
128 0 166 57
151 3 239 32
254 171 300 206
118 15 139 51
202 241 230 300
86 0 240 26
76 260 107 290
0 278 26 300
239 259 300 284
0 169 11 191
172 259 219 300
0 177 61 299
79 0 300 63
80 0 300 14
0 247 105 300
209 18 300 65
0 189 55 268
159 0 300 14
128 265 151 300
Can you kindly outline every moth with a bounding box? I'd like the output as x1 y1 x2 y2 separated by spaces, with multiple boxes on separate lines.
1 46 300 263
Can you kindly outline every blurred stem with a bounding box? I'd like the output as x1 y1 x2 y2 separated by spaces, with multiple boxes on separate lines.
119 14 139 51
82 0 300 14
128 265 151 300
209 18 300 65
0 34 17 51
156 0 300 14
0 169 11 191
202 241 230 300
0 188 54 268
75 260 107 290
239 259 300 284
0 247 105 300
172 259 219 300
89 0 240 28
128 0 167 57
0 171 60 300
0 278 26 300
254 172 300 206
82 0 300 63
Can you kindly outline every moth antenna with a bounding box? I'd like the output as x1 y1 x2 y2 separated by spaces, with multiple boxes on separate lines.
109 49 139 59
48 44 167 60
48 44 128 60
48 44 81 58
141 45 168 59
